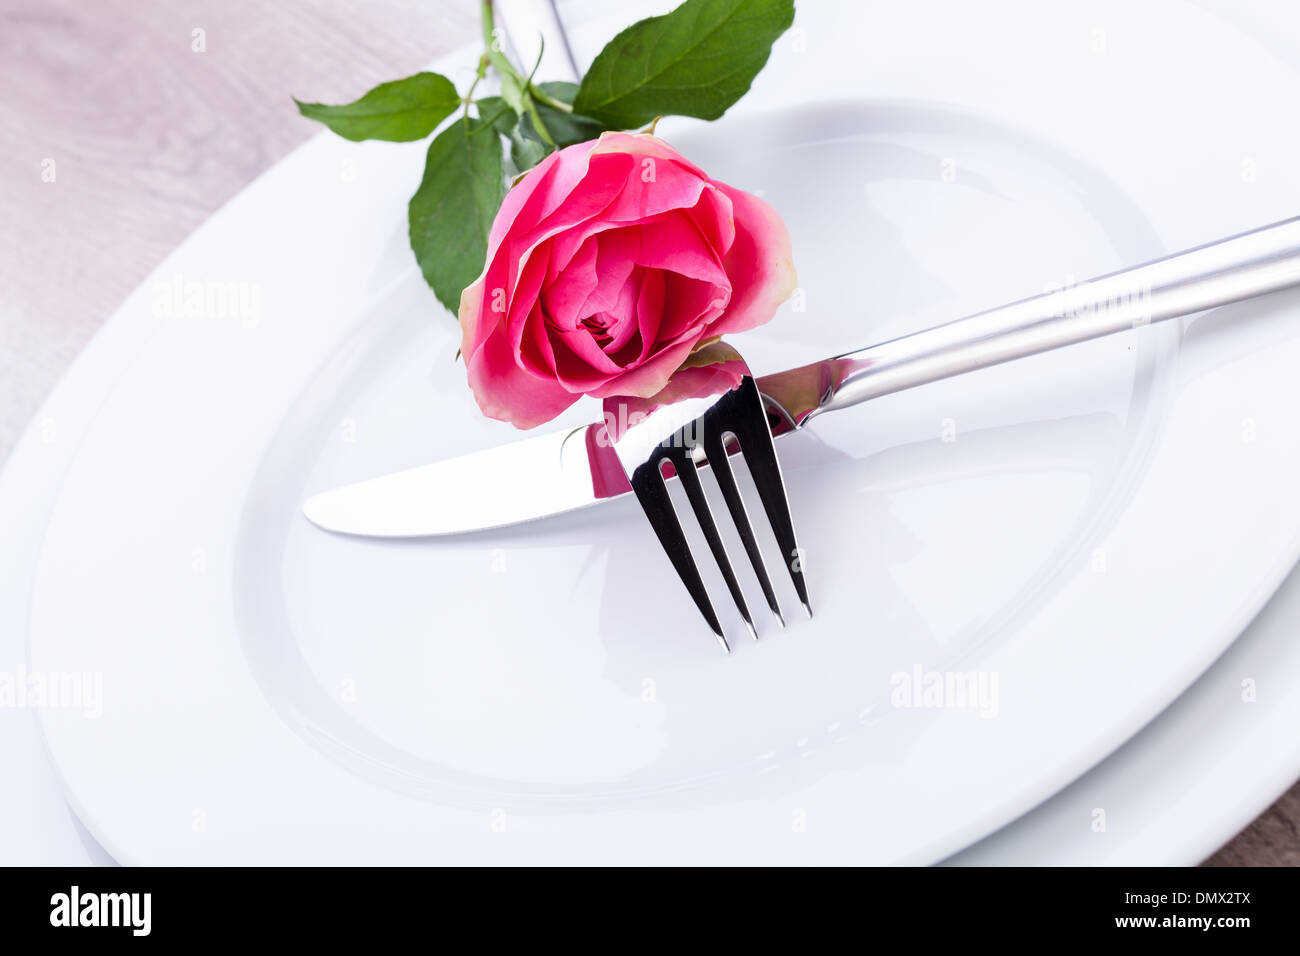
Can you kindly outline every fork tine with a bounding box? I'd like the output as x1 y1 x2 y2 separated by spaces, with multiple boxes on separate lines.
701 426 784 628
627 457 731 653
730 378 812 617
670 447 758 641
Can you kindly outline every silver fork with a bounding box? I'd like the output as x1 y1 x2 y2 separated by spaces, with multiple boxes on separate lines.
609 215 1300 650
610 374 809 653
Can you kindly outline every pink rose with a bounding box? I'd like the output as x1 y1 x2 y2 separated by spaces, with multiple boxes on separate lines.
458 131 797 428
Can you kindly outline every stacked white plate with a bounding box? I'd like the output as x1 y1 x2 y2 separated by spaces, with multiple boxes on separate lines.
4 0 1300 864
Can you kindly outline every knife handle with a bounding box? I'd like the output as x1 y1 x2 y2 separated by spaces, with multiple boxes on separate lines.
780 215 1300 428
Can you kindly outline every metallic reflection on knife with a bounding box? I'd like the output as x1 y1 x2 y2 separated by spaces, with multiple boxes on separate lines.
304 215 1300 538
299 361 831 538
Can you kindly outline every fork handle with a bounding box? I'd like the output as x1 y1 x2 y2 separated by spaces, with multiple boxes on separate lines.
791 215 1300 425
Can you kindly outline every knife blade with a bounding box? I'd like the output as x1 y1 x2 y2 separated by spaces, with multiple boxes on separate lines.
301 364 818 537
303 424 606 537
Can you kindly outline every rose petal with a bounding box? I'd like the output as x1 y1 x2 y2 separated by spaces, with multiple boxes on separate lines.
481 143 590 274
581 230 640 315
547 323 624 391
506 244 552 360
689 183 736 259
634 267 666 363
521 152 636 274
633 211 729 287
588 333 703 399
518 300 559 377
541 235 599 328
601 264 645 356
657 271 731 341
601 340 749 428
464 321 579 428
589 131 712 180
702 182 797 337
600 159 708 223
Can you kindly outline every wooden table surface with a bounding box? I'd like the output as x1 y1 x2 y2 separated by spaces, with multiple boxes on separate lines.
0 0 1295 866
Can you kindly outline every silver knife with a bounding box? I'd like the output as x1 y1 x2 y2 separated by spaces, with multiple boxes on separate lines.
304 215 1300 537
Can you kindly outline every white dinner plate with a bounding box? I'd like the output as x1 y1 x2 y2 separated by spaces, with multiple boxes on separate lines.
19 0 1300 864
10 373 1300 867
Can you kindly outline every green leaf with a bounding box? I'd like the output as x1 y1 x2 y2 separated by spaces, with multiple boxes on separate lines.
573 0 794 128
510 120 551 173
408 117 508 314
295 72 461 142
537 80 580 104
475 96 552 175
475 96 517 136
529 81 606 147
